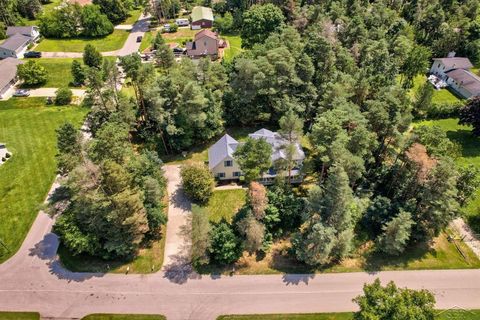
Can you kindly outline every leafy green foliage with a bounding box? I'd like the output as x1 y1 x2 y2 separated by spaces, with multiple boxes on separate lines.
234 138 272 182
376 210 414 256
180 162 215 204
208 221 241 265
353 279 435 320
81 4 114 37
83 44 103 68
459 97 480 137
241 4 285 48
71 60 86 86
55 88 73 106
191 206 211 267
92 0 130 24
18 60 47 86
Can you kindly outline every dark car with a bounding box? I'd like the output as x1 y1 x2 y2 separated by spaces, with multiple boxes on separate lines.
173 47 185 54
136 36 143 43
24 51 42 58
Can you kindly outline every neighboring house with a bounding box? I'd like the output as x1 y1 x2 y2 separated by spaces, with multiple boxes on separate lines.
208 129 305 185
0 33 32 59
186 29 219 59
190 6 214 29
0 57 24 99
6 26 40 42
430 57 480 99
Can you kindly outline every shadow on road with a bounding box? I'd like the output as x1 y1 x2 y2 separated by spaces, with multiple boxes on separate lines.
29 233 104 283
170 187 191 212
282 273 315 285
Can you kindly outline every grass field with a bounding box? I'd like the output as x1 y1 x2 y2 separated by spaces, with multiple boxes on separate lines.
20 0 62 26
218 310 480 320
222 35 243 62
415 118 480 234
124 8 144 25
35 30 129 52
0 312 40 320
140 31 155 52
82 315 165 320
21 58 82 88
0 98 87 263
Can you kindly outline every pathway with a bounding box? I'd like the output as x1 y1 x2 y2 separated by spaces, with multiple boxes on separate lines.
452 218 480 258
28 88 86 98
1 166 480 319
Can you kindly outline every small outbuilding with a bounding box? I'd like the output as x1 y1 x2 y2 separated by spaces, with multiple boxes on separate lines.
190 6 214 29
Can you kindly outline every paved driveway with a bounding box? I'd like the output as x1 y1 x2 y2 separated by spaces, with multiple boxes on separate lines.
1 166 480 319
28 88 86 97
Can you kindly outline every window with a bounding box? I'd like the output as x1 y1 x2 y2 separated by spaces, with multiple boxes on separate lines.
224 160 233 167
233 172 241 177
217 172 225 178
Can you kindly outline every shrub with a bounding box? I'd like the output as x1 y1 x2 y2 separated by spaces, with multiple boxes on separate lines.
1 157 6 162
208 221 241 265
5 153 11 158
426 101 464 119
17 60 47 86
55 88 73 105
169 24 178 33
180 162 215 203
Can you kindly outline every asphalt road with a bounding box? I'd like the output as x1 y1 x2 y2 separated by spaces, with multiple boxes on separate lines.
1 167 480 319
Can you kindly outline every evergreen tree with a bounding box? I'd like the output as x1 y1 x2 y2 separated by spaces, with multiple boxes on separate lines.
83 44 103 68
377 210 414 256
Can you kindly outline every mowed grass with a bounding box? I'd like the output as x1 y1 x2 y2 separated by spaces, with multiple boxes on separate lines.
202 189 247 223
35 30 129 52
140 31 155 52
82 315 165 320
410 75 462 105
0 312 40 320
20 0 62 26
222 35 243 62
21 58 81 88
123 8 144 25
415 118 480 234
217 310 480 320
0 98 87 263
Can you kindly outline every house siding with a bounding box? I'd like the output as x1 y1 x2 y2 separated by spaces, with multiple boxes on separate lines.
191 19 213 28
211 156 242 180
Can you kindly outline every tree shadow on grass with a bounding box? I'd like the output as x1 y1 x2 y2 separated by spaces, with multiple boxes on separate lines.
446 130 480 159
363 241 434 273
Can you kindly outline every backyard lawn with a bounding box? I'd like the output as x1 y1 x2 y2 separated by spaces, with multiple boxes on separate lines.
222 35 243 62
123 8 144 25
19 0 62 26
35 30 129 52
410 75 462 105
0 312 40 320
82 315 165 320
140 31 155 52
0 98 87 262
415 118 480 234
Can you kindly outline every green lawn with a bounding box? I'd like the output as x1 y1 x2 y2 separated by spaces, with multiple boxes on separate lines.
123 8 143 25
35 30 129 52
198 189 247 223
410 75 462 105
0 98 87 262
140 31 154 52
218 310 480 320
21 58 81 88
0 312 40 320
82 315 165 320
222 34 243 62
415 118 480 233
19 0 62 26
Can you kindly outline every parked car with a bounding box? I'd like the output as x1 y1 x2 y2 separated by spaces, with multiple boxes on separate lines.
13 89 30 97
163 24 171 32
175 18 189 26
173 47 186 54
136 36 143 43
24 51 42 58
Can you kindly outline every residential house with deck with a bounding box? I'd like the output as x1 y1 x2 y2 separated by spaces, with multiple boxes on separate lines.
208 129 305 185
430 57 480 99
186 29 219 59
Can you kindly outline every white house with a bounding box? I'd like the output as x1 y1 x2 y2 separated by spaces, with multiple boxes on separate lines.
208 129 305 185
0 57 24 99
0 33 32 59
430 57 480 99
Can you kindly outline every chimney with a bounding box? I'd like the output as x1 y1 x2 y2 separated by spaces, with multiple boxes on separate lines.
447 51 456 58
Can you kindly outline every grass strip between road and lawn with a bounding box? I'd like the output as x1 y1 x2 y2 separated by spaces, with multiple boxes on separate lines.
0 98 88 264
82 314 166 320
217 310 480 319
0 312 40 320
35 30 130 52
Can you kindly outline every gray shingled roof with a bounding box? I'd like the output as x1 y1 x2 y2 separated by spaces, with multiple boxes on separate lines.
208 134 239 169
433 57 473 71
0 33 31 53
0 57 24 92
6 26 35 38
249 129 305 162
446 68 480 96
